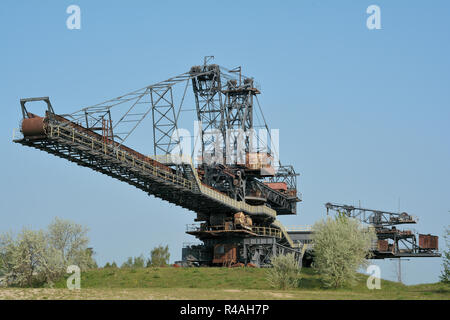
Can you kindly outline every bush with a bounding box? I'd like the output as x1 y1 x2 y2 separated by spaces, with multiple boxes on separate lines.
312 214 377 288
266 253 301 290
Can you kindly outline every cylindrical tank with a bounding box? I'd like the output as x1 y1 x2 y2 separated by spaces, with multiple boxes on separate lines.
21 116 46 136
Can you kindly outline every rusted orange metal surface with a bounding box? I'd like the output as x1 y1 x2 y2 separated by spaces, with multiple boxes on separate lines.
21 113 46 137
212 244 237 266
377 239 389 251
264 182 288 191
419 234 438 249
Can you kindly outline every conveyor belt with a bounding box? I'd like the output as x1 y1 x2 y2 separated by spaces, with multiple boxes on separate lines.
14 117 277 219
14 113 304 249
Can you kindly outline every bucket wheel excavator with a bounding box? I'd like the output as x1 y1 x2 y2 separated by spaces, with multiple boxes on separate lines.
14 58 304 267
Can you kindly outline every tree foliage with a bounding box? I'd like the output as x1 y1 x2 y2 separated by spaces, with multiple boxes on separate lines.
148 245 170 267
121 257 134 268
312 214 377 288
0 228 63 287
119 246 170 269
133 255 146 268
0 218 95 287
440 226 450 283
121 255 146 268
266 253 301 290
48 217 95 269
103 261 118 268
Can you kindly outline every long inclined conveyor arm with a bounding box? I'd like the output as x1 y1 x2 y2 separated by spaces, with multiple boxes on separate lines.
14 114 281 220
15 114 300 248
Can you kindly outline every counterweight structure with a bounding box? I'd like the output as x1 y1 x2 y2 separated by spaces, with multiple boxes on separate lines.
14 61 303 267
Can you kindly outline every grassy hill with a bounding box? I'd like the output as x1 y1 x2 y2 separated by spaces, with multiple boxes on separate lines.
42 267 450 299
0 267 448 300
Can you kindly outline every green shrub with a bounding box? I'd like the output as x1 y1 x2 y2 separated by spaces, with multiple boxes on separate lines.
312 214 377 288
266 253 301 290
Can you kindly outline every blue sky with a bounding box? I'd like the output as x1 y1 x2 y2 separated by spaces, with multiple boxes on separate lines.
1 1 449 285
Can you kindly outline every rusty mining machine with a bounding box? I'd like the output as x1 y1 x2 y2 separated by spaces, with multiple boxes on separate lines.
13 59 304 267
13 58 440 267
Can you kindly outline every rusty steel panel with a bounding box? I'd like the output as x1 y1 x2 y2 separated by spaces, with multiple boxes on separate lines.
419 234 438 249
377 240 389 251
212 244 237 265
264 182 288 191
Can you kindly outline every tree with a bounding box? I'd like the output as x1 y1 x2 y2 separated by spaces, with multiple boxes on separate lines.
47 218 94 269
266 253 301 290
0 233 14 279
133 255 145 268
312 214 377 288
85 248 98 269
121 257 134 268
440 226 450 283
11 229 54 287
148 245 170 267
0 228 63 287
0 218 94 287
121 255 146 268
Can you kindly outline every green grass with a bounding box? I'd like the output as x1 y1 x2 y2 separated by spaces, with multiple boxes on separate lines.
48 267 450 299
1 267 448 300
55 267 271 290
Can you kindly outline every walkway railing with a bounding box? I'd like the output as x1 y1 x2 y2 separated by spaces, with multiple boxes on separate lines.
151 153 277 218
186 224 282 239
285 225 313 232
47 124 193 190
44 123 277 218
